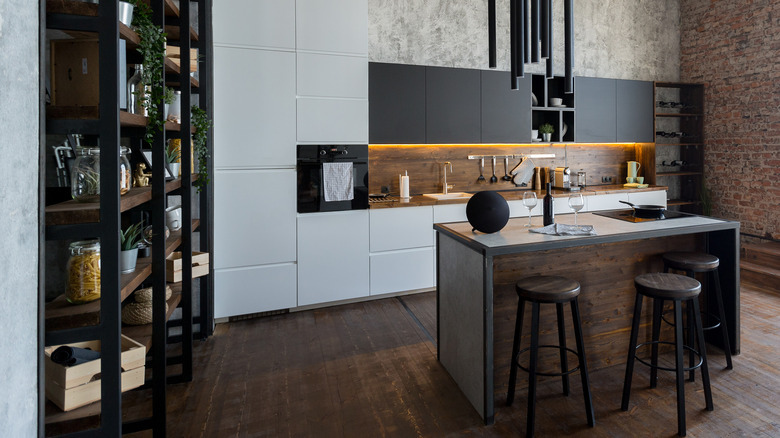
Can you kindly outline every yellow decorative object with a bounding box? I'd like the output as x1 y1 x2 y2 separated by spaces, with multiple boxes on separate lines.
134 163 151 187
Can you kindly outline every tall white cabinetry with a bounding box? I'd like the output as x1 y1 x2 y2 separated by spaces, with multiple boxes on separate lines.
213 1 298 318
214 0 369 317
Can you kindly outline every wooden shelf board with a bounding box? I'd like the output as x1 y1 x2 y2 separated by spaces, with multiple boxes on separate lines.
667 199 700 206
119 22 140 48
44 220 199 332
656 171 703 177
654 142 703 146
164 57 200 88
44 290 183 433
47 0 98 16
165 24 199 42
47 107 148 128
46 178 190 226
655 112 703 118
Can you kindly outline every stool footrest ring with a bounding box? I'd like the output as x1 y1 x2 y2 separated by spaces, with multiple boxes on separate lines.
515 345 582 377
661 309 722 331
634 340 703 373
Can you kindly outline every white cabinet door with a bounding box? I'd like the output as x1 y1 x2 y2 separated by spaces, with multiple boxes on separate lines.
297 98 368 143
629 190 667 207
297 53 368 99
370 206 434 252
508 199 543 218
214 169 296 269
587 193 630 211
370 248 434 295
214 47 295 168
213 0 294 50
433 204 468 223
296 0 368 55
297 211 369 306
215 263 297 318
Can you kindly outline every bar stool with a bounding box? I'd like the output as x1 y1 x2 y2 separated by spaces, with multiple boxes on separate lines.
622 273 713 437
663 251 733 377
506 275 595 437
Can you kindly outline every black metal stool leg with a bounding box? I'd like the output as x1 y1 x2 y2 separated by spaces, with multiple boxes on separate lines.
673 300 687 437
527 303 541 438
622 292 644 411
692 298 714 411
570 298 595 427
711 269 733 369
556 303 570 396
650 297 663 388
507 299 526 406
686 298 696 382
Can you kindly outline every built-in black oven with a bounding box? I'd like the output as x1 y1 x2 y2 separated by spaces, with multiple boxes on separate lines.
297 144 369 213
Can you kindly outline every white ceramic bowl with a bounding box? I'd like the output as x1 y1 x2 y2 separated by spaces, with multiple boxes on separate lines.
550 97 563 106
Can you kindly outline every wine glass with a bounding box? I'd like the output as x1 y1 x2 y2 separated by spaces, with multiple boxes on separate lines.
523 192 538 227
568 193 584 225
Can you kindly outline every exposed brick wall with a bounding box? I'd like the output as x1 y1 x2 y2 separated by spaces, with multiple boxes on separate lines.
680 0 780 240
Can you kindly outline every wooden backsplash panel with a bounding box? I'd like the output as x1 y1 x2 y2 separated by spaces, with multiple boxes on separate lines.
369 144 649 195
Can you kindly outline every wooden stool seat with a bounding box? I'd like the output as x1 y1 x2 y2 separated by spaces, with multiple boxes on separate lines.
663 252 720 272
515 275 581 303
507 275 594 437
635 273 701 299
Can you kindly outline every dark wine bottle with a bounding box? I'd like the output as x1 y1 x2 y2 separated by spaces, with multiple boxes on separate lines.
543 183 554 226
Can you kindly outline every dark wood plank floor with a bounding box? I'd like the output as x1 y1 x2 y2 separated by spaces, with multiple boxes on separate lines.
130 285 780 437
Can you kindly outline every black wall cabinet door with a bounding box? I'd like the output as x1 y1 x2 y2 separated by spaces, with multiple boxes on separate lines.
481 70 532 143
574 76 617 143
616 79 653 142
425 66 481 144
368 62 426 144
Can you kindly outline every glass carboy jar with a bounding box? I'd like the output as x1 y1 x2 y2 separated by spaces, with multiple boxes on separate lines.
65 239 101 304
71 147 132 202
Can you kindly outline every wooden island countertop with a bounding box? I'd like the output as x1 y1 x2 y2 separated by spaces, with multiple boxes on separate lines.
433 212 740 424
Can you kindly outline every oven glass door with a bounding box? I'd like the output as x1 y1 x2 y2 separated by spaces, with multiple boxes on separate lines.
297 160 368 213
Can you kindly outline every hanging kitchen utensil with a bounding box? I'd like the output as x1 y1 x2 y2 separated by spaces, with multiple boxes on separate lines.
478 157 486 182
619 200 666 219
490 156 498 183
502 157 512 181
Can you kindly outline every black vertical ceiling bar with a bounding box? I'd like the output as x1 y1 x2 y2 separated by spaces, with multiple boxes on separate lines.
530 0 540 63
199 0 215 337
564 0 574 93
509 0 518 89
545 0 553 79
488 0 496 69
523 0 530 64
179 0 194 382
151 0 168 434
517 0 525 78
97 0 122 435
540 0 549 58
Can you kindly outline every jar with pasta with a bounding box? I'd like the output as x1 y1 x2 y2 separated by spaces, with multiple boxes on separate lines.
66 240 101 304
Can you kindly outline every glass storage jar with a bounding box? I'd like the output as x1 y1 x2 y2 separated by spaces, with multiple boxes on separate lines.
70 147 133 202
65 239 101 304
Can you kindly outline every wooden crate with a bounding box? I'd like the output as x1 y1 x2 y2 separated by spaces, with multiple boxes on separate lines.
166 45 198 72
166 251 209 282
51 39 100 107
44 335 146 411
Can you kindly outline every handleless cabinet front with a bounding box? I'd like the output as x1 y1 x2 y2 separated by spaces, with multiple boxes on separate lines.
481 70 532 143
426 67 481 144
297 210 369 306
369 62 426 144
574 77 617 143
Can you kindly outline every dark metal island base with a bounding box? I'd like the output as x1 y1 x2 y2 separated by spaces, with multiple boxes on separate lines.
433 212 740 424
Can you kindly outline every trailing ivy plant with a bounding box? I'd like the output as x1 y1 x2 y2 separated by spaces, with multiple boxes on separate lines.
191 105 211 192
130 0 168 146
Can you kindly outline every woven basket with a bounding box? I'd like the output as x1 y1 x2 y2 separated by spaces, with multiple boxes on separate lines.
122 301 169 326
134 285 172 303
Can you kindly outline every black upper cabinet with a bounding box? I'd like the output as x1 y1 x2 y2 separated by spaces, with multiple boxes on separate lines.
616 79 654 142
481 70 532 143
425 66 481 144
369 62 426 144
575 76 616 143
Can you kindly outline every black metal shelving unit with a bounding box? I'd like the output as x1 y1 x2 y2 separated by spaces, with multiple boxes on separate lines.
40 1 213 435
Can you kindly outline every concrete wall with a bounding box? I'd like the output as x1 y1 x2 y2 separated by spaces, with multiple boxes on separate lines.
369 0 680 82
0 0 40 435
681 0 780 240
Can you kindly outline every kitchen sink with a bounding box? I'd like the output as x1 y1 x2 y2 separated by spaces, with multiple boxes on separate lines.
422 192 473 200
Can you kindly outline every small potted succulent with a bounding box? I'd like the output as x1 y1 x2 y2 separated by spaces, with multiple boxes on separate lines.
539 123 555 142
120 221 144 274
165 141 181 179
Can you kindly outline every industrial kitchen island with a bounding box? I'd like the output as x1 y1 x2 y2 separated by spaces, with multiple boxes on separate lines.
433 211 740 424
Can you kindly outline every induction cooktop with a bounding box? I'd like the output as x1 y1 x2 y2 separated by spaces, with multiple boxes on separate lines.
594 209 692 223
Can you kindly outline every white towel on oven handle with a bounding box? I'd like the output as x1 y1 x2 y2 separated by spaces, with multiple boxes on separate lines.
323 162 354 202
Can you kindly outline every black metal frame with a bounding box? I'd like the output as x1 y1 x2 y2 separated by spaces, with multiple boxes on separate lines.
39 0 214 435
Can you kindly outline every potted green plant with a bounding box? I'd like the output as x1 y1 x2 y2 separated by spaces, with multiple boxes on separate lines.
539 123 555 142
120 221 144 274
165 141 181 178
130 0 168 146
191 105 211 192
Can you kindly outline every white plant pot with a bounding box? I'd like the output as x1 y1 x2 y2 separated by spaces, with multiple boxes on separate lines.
542 133 552 142
120 248 139 274
168 162 180 178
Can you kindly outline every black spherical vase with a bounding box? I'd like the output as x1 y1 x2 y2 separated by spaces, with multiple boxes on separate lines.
466 191 510 234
